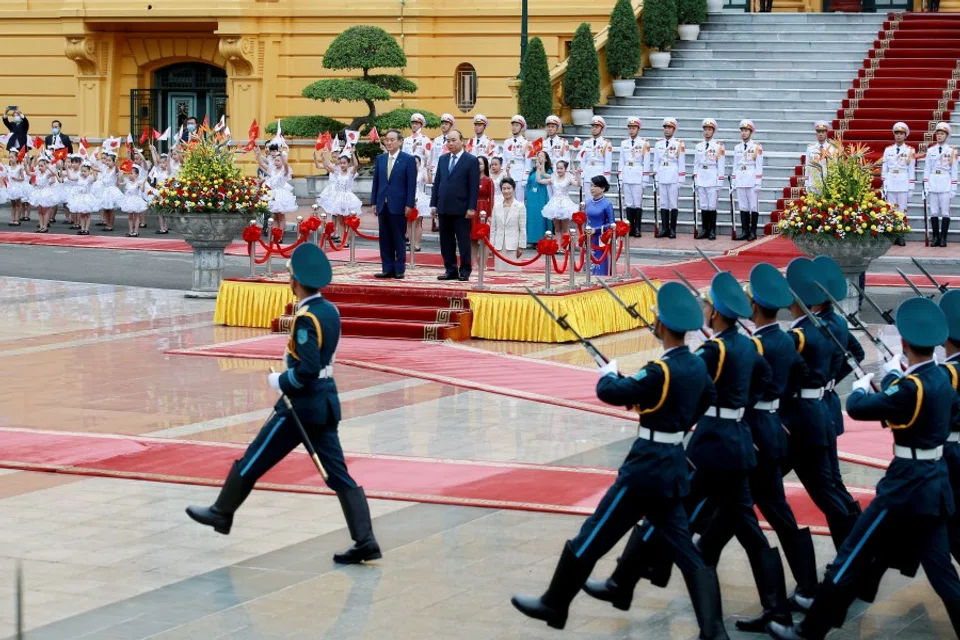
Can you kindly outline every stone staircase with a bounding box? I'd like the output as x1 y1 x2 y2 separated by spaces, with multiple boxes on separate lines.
567 12 888 237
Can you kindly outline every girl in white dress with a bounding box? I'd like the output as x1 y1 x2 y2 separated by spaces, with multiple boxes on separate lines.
412 153 433 252
0 162 13 226
28 152 63 233
68 162 99 235
6 155 32 225
540 160 580 237
489 155 506 208
146 148 173 234
314 148 362 242
62 155 82 229
92 151 122 232
119 165 148 236
255 147 297 231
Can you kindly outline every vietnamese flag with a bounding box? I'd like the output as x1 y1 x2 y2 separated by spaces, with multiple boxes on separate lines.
201 114 210 130
248 119 259 141
16 146 27 162
528 137 543 159
139 125 150 144
52 147 69 164
315 131 325 151
32 136 44 150
368 127 380 143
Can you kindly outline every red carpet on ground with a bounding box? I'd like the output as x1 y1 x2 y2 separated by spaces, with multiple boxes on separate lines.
167 334 897 469
0 428 872 533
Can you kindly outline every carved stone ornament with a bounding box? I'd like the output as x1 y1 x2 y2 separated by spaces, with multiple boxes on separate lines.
218 37 257 77
65 37 103 76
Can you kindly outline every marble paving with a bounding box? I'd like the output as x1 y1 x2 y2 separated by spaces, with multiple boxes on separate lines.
0 277 953 639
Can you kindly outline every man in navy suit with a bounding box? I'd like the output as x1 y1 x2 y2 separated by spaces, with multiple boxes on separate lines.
430 130 479 281
370 129 417 279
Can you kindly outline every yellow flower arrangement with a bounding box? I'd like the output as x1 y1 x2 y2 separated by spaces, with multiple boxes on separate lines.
778 139 909 244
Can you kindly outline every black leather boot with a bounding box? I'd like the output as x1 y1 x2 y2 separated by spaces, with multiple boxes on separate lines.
748 211 759 241
932 217 942 247
626 207 639 237
658 209 670 237
769 577 848 640
582 524 673 611
684 566 730 640
944 598 960 636
186 461 254 535
708 211 717 240
696 210 710 239
940 217 950 246
669 209 679 238
782 528 818 610
635 207 643 237
333 486 382 564
735 212 751 241
512 542 593 629
735 547 792 632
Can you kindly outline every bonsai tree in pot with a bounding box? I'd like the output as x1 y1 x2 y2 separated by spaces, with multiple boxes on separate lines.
606 0 642 98
563 22 601 126
677 0 707 40
643 0 678 69
518 37 553 137
152 131 270 297
778 139 908 313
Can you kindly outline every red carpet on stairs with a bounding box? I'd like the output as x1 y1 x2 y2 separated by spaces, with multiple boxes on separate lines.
0 428 872 533
167 333 897 469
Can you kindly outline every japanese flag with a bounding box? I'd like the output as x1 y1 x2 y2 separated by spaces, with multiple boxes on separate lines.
213 115 226 132
573 137 582 150
331 136 341 152
345 129 359 146
156 127 171 142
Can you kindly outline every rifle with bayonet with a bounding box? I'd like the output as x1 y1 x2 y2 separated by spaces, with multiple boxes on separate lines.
896 268 930 298
524 286 609 367
652 172 660 238
789 288 879 391
599 278 657 337
911 257 949 294
814 282 897 362
692 175 699 238
684 251 755 336
923 187 930 247
851 280 895 325
727 174 736 240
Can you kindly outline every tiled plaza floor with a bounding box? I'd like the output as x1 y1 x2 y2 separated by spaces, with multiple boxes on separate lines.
0 277 955 639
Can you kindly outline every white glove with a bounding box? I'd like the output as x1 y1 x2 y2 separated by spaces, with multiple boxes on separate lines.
881 356 904 377
598 359 619 377
267 372 282 391
851 372 875 394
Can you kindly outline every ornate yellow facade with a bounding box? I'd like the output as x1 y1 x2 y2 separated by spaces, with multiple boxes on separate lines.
0 0 649 171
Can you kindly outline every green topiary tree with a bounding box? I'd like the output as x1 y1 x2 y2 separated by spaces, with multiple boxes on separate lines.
518 37 552 128
677 0 707 25
643 0 678 51
606 0 642 79
264 116 347 138
563 23 601 110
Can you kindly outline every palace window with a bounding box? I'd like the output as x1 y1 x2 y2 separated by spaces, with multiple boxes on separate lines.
455 63 477 113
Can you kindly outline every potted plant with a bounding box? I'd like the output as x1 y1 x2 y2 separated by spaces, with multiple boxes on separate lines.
518 37 553 139
677 0 707 40
707 0 724 14
643 0 678 69
563 23 601 126
152 131 270 297
606 0 642 98
778 139 908 313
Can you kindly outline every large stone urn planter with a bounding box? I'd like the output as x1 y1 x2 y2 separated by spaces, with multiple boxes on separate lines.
169 212 250 298
792 235 893 315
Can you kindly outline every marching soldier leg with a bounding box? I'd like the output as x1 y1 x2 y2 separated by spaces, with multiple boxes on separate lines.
512 481 640 629
793 446 858 550
186 413 296 534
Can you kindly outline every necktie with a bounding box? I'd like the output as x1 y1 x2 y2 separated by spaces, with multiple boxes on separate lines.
940 146 943 155
743 143 748 151
897 146 901 155
449 154 457 172
387 154 395 179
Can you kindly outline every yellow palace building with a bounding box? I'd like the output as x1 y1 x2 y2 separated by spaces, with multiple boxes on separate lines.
1 0 648 171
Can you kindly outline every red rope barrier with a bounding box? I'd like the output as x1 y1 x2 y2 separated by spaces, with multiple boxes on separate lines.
343 214 378 241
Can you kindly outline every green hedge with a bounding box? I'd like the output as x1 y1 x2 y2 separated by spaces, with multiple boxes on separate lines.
643 0 678 51
265 116 348 138
677 0 707 26
563 23 600 110
606 0 642 79
518 38 552 128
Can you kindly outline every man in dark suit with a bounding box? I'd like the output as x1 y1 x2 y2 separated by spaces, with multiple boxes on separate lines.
370 128 417 279
2 108 28 151
44 120 73 154
430 130 479 281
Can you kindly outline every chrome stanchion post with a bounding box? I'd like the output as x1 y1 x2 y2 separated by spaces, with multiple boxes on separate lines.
248 219 257 278
608 228 617 280
318 211 327 251
474 211 488 290
311 204 320 246
542 230 553 293
622 227 632 281
584 225 594 287
408 216 416 269
295 215 303 241
566 227 578 290
348 210 357 265
265 217 274 276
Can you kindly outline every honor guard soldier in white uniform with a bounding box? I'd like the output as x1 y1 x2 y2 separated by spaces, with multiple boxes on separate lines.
579 116 613 187
805 121 833 194
503 115 531 203
544 115 570 169
923 121 956 248
653 117 686 239
402 112 429 158
431 113 456 173
732 119 763 242
619 117 650 238
693 118 725 241
882 122 917 218
468 114 496 159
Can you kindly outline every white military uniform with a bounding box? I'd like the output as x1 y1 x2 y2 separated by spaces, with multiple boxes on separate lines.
502 135 530 202
579 136 613 183
402 131 429 159
618 136 649 208
693 139 725 211
543 135 570 168
653 137 686 209
881 143 917 213
468 134 496 159
804 141 833 191
431 133 451 172
732 140 763 212
923 142 957 218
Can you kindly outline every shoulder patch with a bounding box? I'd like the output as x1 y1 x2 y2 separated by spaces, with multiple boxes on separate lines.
884 385 899 396
634 369 648 381
295 306 309 316
695 348 704 356
296 328 309 345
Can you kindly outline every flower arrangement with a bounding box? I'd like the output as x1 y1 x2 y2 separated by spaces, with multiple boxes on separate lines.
151 130 270 215
778 139 909 243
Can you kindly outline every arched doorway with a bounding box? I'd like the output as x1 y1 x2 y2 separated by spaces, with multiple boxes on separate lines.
130 62 227 146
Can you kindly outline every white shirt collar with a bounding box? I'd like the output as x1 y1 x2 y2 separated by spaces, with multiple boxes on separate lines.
296 292 324 309
662 346 686 358
789 316 805 329
904 358 936 375
753 321 779 333
946 352 960 363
